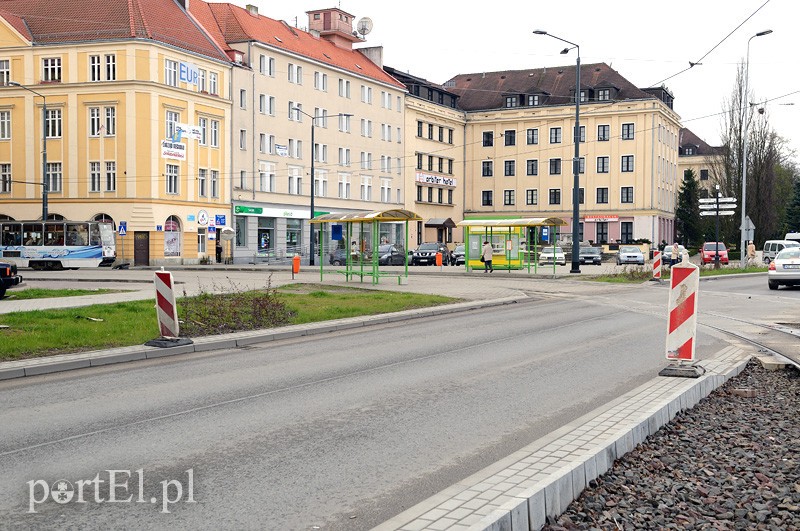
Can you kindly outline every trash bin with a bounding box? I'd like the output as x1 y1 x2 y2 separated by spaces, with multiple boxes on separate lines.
292 254 301 274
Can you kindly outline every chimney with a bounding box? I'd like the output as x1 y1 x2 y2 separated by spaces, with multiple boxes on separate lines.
246 4 258 16
358 46 383 69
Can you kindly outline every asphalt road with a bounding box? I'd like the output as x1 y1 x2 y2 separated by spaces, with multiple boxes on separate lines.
0 273 796 530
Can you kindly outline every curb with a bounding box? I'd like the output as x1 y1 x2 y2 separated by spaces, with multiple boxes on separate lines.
0 296 525 381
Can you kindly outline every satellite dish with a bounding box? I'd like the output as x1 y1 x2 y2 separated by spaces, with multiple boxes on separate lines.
219 227 235 241
356 17 373 36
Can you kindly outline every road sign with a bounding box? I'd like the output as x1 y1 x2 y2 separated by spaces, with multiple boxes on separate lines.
700 210 736 216
699 204 736 209
118 221 127 236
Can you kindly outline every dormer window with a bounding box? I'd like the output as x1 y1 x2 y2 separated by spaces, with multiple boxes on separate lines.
580 90 588 103
528 94 540 106
685 147 694 155
597 89 611 101
505 96 518 108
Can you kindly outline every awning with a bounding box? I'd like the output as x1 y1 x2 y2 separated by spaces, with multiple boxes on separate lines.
457 217 568 228
424 218 457 228
310 208 422 224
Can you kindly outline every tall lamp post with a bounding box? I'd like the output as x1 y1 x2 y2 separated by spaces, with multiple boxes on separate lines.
291 107 352 265
8 81 48 221
739 29 772 268
534 30 581 273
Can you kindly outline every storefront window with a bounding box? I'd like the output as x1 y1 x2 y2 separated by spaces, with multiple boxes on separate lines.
164 216 181 256
286 219 301 255
235 216 247 247
258 218 274 255
197 228 206 254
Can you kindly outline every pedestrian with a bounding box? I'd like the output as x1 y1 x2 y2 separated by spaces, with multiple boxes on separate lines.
350 240 358 261
747 240 756 267
215 238 223 263
671 241 680 267
481 240 494 273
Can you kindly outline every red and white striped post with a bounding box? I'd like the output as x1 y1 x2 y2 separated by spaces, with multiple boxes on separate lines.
154 269 179 338
652 250 662 280
665 261 699 361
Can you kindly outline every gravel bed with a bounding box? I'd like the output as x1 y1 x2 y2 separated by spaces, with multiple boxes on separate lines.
544 359 800 530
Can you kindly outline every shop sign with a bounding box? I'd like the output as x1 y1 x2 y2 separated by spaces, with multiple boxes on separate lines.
235 205 263 215
197 210 209 226
584 215 619 222
161 140 186 160
415 172 457 187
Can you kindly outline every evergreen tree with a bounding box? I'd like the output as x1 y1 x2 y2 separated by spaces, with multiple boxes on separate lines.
675 169 703 247
785 176 800 234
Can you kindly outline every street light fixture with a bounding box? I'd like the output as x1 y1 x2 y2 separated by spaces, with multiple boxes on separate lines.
8 81 48 221
739 29 772 268
291 107 353 266
534 30 581 273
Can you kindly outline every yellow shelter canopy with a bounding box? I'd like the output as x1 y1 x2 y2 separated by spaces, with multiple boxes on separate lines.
310 209 422 224
457 217 568 228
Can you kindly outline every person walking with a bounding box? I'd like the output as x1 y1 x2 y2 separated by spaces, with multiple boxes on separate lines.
482 240 494 273
746 240 756 267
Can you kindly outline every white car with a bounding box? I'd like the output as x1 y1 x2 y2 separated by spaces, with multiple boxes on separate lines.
767 246 800 290
616 245 645 265
539 246 566 266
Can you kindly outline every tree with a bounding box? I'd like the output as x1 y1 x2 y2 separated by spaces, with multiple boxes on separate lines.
785 172 800 234
675 169 703 247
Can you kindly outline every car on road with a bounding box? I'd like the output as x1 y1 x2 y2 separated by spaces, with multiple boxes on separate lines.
376 244 406 266
578 247 603 265
768 246 800 290
762 240 799 264
411 242 450 266
661 244 686 265
701 242 729 265
0 261 22 299
539 246 566 266
329 248 365 265
616 246 645 265
451 244 466 266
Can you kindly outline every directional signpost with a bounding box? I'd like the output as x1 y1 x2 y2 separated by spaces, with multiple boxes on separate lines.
699 190 737 269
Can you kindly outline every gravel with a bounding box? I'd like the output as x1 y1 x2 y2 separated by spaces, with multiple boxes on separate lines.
543 359 800 530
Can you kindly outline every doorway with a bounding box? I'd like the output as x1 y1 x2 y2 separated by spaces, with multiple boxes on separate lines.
134 231 150 266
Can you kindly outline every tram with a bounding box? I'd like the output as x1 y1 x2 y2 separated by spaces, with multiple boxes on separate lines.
0 220 116 269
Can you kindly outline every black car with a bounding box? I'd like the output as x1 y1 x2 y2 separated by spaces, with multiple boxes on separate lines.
329 248 364 265
412 242 450 265
0 261 23 299
451 244 466 266
376 244 406 266
578 246 603 265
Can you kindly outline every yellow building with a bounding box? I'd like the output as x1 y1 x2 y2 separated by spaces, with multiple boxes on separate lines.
448 65 682 246
0 0 232 266
678 127 722 198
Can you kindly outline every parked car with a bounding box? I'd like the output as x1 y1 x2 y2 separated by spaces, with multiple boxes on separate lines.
616 245 645 265
329 248 364 265
701 242 729 265
762 240 799 264
661 244 686 265
767 246 800 290
0 261 23 299
376 244 406 266
579 246 603 265
539 246 566 266
412 242 450 265
451 244 466 266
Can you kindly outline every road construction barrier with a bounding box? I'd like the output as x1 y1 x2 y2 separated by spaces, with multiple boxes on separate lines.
154 269 179 338
652 251 662 280
666 261 699 361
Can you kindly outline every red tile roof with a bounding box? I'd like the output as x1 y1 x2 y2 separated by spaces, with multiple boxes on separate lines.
198 2 405 89
0 0 229 62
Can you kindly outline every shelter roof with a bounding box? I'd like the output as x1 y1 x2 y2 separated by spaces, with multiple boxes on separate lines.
457 218 567 227
311 209 422 223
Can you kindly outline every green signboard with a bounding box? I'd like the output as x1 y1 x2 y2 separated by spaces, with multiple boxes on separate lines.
235 205 263 215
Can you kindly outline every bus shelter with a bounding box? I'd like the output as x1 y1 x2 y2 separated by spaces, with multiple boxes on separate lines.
311 209 421 284
457 217 568 274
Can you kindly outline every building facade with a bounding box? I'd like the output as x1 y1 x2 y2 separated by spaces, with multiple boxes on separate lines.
678 127 721 198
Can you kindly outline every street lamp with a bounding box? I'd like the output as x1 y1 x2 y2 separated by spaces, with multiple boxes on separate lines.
739 29 772 268
534 30 581 273
8 81 48 221
291 107 352 265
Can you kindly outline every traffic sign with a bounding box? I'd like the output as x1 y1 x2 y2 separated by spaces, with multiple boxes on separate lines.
118 221 127 236
700 210 736 216
699 197 736 203
700 203 736 209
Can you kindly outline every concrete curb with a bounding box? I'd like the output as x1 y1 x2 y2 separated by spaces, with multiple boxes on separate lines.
375 346 751 531
0 296 525 381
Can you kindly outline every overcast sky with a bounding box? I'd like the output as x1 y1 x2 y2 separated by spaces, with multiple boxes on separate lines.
242 0 798 163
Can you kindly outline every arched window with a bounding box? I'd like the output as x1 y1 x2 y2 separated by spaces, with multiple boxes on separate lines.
0 215 14 221
164 215 181 257
46 213 65 221
92 213 116 230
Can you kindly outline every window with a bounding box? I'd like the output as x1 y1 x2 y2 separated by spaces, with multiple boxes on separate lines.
361 85 372 103
526 159 538 176
198 117 207 145
338 147 351 166
239 89 247 109
549 158 561 175
104 107 116 135
210 120 219 147
338 79 351 98
0 60 9 86
596 222 608 244
89 107 101 136
416 185 423 201
166 164 179 194
578 157 585 174
549 188 561 205
685 147 694 155
42 57 61 82
268 96 275 115
482 190 493 206
526 189 538 205
105 54 116 80
268 57 275 76
621 186 634 203
597 156 610 173
550 127 561 144
597 89 611 101
259 55 267 75
165 110 179 140
504 130 516 146
526 128 538 145
438 126 444 142
574 125 586 143
427 187 433 202
528 94 540 106
198 69 206 92
338 174 350 198
210 170 219 197
483 131 493 147
596 187 609 204
427 124 433 139
360 176 372 200
105 161 116 191
339 114 350 133
0 111 9 140
504 160 515 176
198 168 207 197
621 123 635 140
209 72 218 95
427 156 433 171
700 169 709 181
239 130 247 150
505 96 518 108
90 55 101 81
621 155 634 172
621 222 633 243
482 161 493 177
46 162 62 192
574 187 585 205
164 59 177 86
0 164 8 193
259 163 274 193
598 125 610 141
46 108 62 138
90 162 101 192
504 189 515 206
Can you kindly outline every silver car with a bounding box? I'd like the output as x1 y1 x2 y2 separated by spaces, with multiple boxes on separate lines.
539 246 566 266
767 247 800 290
616 245 645 265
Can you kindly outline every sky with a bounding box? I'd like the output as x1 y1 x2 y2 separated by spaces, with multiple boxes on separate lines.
240 0 799 163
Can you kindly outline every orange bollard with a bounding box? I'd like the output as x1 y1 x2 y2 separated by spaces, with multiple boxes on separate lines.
292 254 300 274
435 252 442 267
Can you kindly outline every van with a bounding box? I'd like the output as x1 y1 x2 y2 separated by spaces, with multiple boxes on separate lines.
786 233 800 244
763 239 800 264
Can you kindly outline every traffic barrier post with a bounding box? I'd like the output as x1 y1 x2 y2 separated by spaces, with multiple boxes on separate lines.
652 250 662 281
660 261 703 377
154 269 179 338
